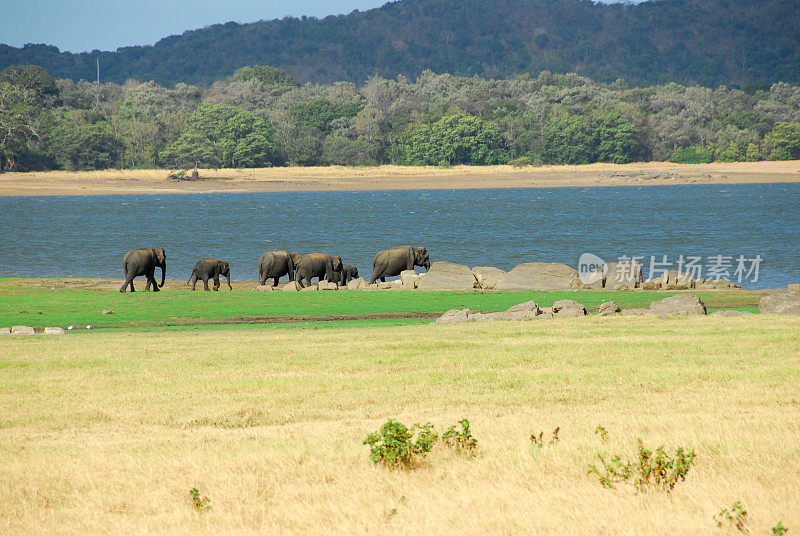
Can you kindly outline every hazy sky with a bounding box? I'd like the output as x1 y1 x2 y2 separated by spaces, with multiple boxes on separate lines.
0 0 389 53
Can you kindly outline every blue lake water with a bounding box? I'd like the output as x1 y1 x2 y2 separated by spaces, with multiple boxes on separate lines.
1 183 798 289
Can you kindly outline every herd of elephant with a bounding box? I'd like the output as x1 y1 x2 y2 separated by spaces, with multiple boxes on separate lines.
118 246 431 292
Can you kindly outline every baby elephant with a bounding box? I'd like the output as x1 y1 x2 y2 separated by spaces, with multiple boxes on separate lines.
188 258 232 291
333 264 359 286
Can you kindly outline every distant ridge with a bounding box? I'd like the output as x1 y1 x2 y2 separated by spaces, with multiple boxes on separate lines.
1 0 799 87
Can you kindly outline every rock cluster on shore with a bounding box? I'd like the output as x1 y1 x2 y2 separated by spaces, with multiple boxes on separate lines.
255 259 742 292
1 326 66 335
434 294 711 324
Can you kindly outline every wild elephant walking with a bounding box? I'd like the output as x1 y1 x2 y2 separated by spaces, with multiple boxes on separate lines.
332 264 359 286
119 247 166 292
188 258 232 291
259 250 302 287
369 246 430 284
295 253 343 288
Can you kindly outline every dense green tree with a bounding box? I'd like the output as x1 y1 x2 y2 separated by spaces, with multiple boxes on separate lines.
767 122 800 160
323 136 377 166
46 112 121 170
160 103 281 168
392 112 508 165
291 99 361 134
540 111 597 165
670 145 714 164
0 65 58 105
594 111 645 163
0 84 37 170
228 65 299 87
745 143 761 161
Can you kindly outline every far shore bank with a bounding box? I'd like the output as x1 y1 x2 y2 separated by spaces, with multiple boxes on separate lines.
1 161 799 197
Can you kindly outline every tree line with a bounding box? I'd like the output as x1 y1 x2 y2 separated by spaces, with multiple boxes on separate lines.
1 64 799 172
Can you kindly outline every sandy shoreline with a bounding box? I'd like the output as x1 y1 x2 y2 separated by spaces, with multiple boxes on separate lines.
1 161 799 196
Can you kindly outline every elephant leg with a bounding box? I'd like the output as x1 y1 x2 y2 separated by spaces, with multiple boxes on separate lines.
190 274 198 291
151 274 161 291
381 277 386 282
203 277 210 291
213 275 220 291
148 267 160 292
120 275 133 292
273 276 279 287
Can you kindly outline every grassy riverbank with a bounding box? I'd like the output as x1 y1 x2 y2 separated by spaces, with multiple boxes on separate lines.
0 278 762 330
1 316 798 534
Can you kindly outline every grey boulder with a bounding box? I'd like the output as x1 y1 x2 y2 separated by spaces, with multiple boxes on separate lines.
253 285 276 291
648 294 707 316
759 291 800 315
472 266 506 290
435 308 473 324
282 281 301 291
597 301 621 315
552 299 587 317
347 277 367 290
507 300 541 313
318 280 339 290
495 262 581 291
417 261 477 290
44 327 66 335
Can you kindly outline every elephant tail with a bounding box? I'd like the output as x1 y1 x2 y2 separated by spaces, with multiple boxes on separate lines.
187 270 195 285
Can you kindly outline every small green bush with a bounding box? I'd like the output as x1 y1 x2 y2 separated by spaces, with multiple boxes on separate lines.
189 487 211 511
588 439 696 493
772 522 789 535
364 419 437 469
508 156 533 167
717 501 748 531
442 418 478 453
595 425 609 442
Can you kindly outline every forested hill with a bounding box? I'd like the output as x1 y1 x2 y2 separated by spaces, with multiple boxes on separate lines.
1 0 799 88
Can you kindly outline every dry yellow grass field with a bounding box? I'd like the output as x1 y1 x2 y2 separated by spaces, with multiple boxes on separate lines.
1 315 799 534
1 160 799 196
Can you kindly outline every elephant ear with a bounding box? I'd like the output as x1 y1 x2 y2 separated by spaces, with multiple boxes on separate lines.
155 248 166 264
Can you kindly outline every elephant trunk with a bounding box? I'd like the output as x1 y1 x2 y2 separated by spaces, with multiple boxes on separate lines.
159 262 166 288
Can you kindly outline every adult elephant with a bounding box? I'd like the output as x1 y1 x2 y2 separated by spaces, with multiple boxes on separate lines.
295 253 343 288
369 246 430 284
259 250 302 287
332 264 359 286
119 247 166 292
188 258 232 291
